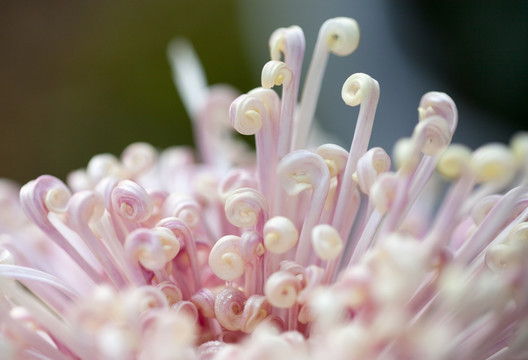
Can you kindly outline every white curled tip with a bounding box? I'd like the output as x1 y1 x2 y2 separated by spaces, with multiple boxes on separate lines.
356 147 391 194
111 180 153 222
485 243 520 272
162 193 201 229
264 270 301 309
248 87 281 113
413 115 452 156
277 150 330 196
214 286 246 331
436 144 473 179
171 300 199 323
151 227 181 262
87 153 124 182
269 25 305 61
240 295 271 333
19 175 71 225
316 144 349 178
263 216 299 254
369 172 399 214
125 286 169 317
261 60 293 89
418 91 458 133
471 195 501 225
470 143 517 183
0 248 14 265
218 169 258 203
319 17 360 56
312 224 344 261
297 265 324 306
139 309 197 355
393 137 420 173
209 235 245 281
156 281 183 306
341 73 379 107
190 288 216 318
167 38 208 118
68 190 106 227
125 227 179 271
224 188 268 229
121 142 157 177
44 181 71 214
507 222 528 255
229 93 264 135
511 132 528 164
67 169 93 192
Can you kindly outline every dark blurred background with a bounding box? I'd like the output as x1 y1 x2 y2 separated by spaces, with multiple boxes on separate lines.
0 0 253 183
1 0 526 184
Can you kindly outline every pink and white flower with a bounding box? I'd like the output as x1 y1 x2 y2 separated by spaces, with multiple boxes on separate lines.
1 17 527 360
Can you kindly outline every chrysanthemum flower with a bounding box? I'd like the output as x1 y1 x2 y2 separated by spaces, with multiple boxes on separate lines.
1 17 528 360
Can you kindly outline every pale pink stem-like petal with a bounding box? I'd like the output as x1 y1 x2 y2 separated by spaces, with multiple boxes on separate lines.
382 121 454 236
294 18 360 150
167 38 208 120
0 264 79 314
157 217 202 295
0 307 71 360
347 210 384 266
196 85 239 167
269 25 305 152
95 175 130 244
466 197 528 275
456 186 528 264
0 279 91 359
277 150 330 266
240 231 264 296
376 93 456 238
230 89 280 201
68 190 128 288
331 148 391 278
1 232 97 298
315 144 349 224
0 264 79 299
248 88 281 189
332 73 379 239
110 179 153 234
423 172 477 257
269 25 305 104
19 175 102 282
261 60 295 158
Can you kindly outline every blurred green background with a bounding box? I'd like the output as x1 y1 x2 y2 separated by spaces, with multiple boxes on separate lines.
1 1 526 185
0 0 254 183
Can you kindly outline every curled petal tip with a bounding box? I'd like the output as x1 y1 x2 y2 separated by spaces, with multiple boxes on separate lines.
261 60 293 89
341 73 379 107
320 17 360 56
